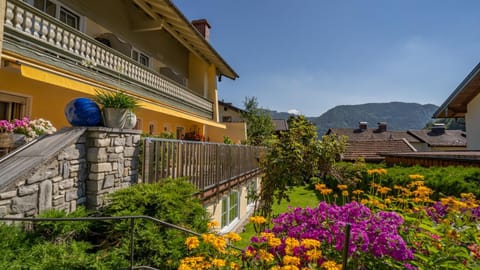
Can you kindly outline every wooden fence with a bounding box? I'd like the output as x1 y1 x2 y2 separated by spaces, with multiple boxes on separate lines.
142 138 263 198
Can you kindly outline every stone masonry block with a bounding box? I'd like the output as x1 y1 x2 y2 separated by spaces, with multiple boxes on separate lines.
87 147 108 162
39 180 53 213
90 163 112 173
18 185 39 196
0 190 17 199
102 174 115 189
93 138 111 147
113 137 126 146
88 172 105 181
59 179 74 190
27 160 59 184
65 190 78 202
11 193 37 214
124 147 136 157
114 146 124 153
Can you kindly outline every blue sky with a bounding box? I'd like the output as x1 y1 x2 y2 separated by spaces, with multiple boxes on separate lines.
175 1 480 116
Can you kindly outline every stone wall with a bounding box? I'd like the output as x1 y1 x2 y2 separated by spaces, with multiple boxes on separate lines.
0 127 141 218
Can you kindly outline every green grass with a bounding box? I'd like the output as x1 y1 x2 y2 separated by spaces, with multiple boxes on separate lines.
236 185 320 248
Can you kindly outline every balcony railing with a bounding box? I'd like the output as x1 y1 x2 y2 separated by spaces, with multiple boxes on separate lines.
142 138 263 199
2 0 213 117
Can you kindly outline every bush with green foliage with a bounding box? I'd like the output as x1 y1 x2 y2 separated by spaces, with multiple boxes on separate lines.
0 179 210 269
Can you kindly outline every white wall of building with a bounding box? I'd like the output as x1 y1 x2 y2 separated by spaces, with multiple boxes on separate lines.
466 93 480 150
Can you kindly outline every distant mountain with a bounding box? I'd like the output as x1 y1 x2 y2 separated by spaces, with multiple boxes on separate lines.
266 102 439 135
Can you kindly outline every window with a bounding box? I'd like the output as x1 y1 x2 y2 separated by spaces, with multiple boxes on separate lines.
132 49 150 68
0 92 30 120
221 191 239 229
26 0 82 30
59 6 80 29
222 116 232 122
247 179 258 206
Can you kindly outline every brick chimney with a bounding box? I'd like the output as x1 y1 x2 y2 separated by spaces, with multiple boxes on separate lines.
192 19 211 41
431 123 445 134
377 122 387 132
359 121 368 130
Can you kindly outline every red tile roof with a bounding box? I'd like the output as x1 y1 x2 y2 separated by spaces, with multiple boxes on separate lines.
343 139 416 162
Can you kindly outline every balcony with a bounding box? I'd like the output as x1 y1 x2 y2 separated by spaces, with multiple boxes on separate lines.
2 0 213 118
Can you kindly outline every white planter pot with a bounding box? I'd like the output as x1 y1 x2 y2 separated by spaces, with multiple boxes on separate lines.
124 111 137 129
102 108 128 128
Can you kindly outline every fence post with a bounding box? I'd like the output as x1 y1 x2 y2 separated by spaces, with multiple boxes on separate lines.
143 138 152 184
130 218 135 270
342 222 351 270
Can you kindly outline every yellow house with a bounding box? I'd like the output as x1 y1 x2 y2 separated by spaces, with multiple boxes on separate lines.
0 0 238 142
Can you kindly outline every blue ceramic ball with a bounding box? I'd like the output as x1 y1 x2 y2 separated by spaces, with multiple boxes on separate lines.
65 98 102 126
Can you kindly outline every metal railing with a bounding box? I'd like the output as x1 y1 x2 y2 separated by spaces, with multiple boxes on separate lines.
142 138 263 195
0 215 242 270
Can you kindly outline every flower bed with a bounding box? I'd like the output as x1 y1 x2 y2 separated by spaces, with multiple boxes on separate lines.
180 169 480 269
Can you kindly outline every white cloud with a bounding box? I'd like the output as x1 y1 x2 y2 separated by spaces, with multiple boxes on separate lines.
287 109 300 115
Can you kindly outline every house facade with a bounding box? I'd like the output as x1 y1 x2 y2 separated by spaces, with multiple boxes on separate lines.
0 0 261 232
434 62 480 150
0 0 238 141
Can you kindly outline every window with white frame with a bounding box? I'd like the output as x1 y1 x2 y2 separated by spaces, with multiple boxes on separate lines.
25 0 82 30
132 49 150 68
221 191 239 229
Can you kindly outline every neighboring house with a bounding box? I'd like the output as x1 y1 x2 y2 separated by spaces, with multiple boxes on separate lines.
326 121 466 162
327 122 417 162
0 0 238 142
207 100 247 143
434 62 480 150
272 119 289 135
0 0 259 233
407 124 466 151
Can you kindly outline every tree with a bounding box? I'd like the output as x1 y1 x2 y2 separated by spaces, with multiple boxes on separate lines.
241 97 274 146
256 115 321 217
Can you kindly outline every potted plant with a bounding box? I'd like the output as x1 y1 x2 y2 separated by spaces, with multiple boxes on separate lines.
94 90 139 129
0 120 14 148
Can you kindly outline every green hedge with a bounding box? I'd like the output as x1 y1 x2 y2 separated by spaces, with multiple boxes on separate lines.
328 162 480 199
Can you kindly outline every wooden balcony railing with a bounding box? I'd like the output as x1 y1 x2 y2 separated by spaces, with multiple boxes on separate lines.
142 138 263 198
2 0 213 117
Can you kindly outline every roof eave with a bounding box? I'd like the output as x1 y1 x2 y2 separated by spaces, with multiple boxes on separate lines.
434 62 480 118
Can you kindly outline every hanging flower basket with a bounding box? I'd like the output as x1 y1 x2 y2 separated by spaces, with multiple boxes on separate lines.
0 133 13 148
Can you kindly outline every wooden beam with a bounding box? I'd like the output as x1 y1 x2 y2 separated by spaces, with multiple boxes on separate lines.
131 17 165 32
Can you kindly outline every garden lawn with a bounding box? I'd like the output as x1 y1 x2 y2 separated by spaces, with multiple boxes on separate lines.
236 185 319 248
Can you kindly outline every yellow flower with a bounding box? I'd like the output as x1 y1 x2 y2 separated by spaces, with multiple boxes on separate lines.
305 249 322 261
320 188 333 195
321 260 343 270
250 216 267 224
285 237 300 248
230 262 240 270
377 186 391 195
245 248 256 257
301 238 321 249
211 258 226 267
409 174 425 181
341 190 349 197
258 249 274 263
223 232 242 242
367 168 387 175
315 183 327 191
268 237 282 247
283 255 301 266
337 184 348 190
207 221 219 229
185 236 200 250
281 266 299 270
352 189 363 195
